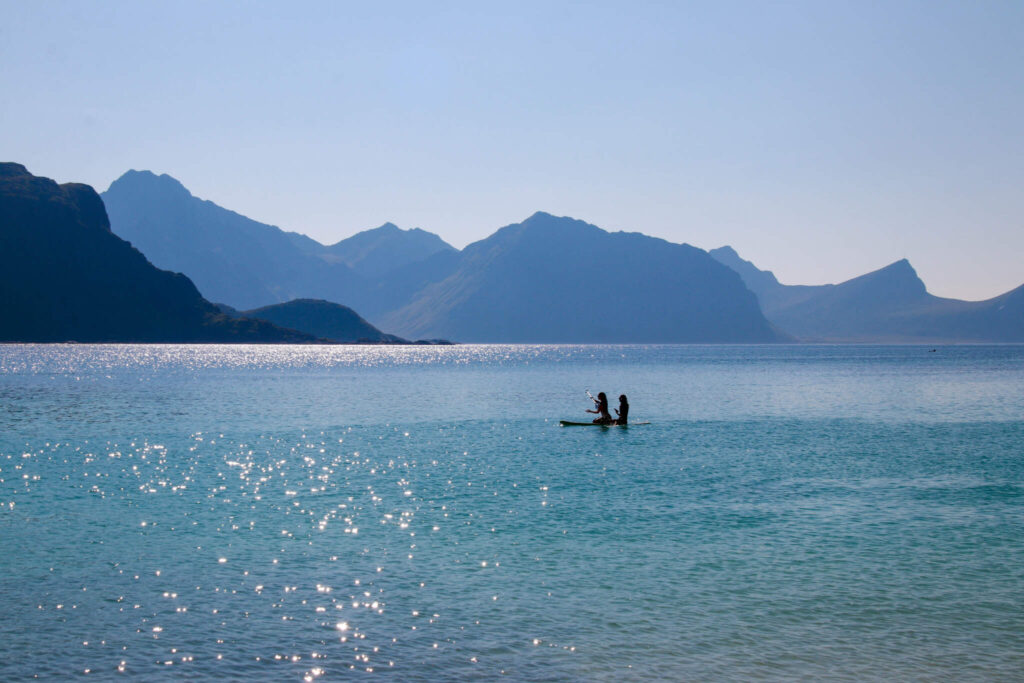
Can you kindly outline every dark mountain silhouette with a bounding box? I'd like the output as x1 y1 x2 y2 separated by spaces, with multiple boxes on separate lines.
321 222 456 277
0 163 315 343
101 170 363 310
380 212 784 342
101 171 456 312
710 246 1024 341
240 299 406 343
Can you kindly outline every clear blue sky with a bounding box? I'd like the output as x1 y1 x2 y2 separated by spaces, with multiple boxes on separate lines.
2 0 1022 300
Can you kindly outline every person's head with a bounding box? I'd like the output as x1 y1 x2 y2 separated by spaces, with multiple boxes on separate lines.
597 392 606 402
619 394 628 404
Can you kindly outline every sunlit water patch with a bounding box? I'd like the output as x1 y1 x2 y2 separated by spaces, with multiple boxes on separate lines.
2 345 1023 679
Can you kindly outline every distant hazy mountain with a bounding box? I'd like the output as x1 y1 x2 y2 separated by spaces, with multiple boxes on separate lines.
102 171 456 312
322 222 456 277
707 246 785 304
101 170 363 310
710 246 1024 341
241 299 406 343
380 212 784 343
100 166 1021 343
0 163 313 343
352 248 463 321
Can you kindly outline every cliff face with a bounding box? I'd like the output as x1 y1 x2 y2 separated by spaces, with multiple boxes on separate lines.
0 163 313 342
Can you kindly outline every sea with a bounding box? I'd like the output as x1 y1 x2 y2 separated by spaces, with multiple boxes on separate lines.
1 344 1023 681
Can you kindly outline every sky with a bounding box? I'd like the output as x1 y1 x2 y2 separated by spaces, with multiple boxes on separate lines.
2 1 1022 300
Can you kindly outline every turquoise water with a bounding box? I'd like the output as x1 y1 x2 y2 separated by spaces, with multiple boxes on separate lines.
1 344 1023 680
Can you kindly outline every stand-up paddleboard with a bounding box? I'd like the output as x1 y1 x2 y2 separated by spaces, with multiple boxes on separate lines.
559 421 650 427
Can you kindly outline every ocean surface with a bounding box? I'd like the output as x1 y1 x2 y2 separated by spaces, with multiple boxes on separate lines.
1 344 1023 681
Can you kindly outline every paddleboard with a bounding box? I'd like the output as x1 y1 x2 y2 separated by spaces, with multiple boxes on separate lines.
558 421 650 427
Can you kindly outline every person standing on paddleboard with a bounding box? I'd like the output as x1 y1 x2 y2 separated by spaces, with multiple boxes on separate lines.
587 392 613 425
614 394 628 425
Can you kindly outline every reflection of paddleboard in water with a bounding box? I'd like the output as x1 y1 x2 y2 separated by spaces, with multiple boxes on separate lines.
558 421 650 427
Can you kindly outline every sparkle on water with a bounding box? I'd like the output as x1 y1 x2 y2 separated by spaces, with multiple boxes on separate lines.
1 344 1023 680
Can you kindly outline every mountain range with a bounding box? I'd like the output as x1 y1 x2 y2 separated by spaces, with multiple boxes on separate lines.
102 171 364 310
0 163 314 343
102 171 456 313
6 163 1020 344
710 246 1024 342
102 171 783 343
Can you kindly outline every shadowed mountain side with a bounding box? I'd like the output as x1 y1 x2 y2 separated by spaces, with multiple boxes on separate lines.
0 163 315 343
102 170 364 310
711 246 1024 341
321 223 456 277
352 249 463 320
241 299 406 343
380 212 784 343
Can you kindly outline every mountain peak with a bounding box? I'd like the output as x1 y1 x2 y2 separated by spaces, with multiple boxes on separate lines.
863 258 925 291
375 222 400 232
106 169 192 199
323 222 456 278
0 162 31 178
712 245 740 259
516 211 603 235
521 211 594 227
463 212 610 255
708 245 781 296
524 210 556 221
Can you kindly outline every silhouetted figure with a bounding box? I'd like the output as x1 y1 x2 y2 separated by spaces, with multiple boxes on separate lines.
614 394 629 425
587 391 613 424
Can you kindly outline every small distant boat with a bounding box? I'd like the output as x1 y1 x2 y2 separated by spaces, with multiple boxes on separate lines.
558 421 650 427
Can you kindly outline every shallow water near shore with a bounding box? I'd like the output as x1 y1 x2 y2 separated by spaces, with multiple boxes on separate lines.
2 344 1023 680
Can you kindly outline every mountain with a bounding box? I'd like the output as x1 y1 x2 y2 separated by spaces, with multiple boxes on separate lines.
101 171 456 312
710 246 1024 342
241 299 406 343
349 248 463 321
322 222 456 277
101 170 363 310
707 245 783 299
380 212 784 343
0 163 314 343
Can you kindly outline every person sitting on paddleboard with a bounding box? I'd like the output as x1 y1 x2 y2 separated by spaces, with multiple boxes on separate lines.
587 392 613 425
614 394 629 425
